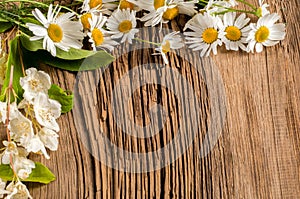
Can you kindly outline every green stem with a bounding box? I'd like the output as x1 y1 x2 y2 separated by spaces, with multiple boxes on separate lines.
212 4 258 16
0 0 49 8
0 12 27 29
236 0 256 10
134 38 161 46
60 5 79 16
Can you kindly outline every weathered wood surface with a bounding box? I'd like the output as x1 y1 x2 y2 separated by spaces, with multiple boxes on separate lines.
1 0 300 198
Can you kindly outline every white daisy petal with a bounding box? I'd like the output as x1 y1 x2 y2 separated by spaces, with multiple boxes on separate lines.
27 4 84 57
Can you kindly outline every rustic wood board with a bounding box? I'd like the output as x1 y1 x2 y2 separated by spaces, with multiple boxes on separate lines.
1 0 299 198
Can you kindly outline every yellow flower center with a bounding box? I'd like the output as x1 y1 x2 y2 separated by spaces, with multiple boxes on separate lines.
92 28 104 46
154 0 165 10
119 0 135 10
47 24 63 43
118 20 132 33
255 26 270 43
81 13 92 30
202 28 218 44
89 0 102 9
7 142 16 151
163 6 179 20
225 26 242 41
162 40 171 54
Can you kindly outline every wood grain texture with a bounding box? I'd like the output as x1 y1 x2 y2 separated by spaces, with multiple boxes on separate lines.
1 0 300 198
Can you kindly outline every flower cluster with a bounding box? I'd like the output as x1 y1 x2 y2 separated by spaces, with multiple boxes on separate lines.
0 0 287 198
24 0 286 65
0 68 61 198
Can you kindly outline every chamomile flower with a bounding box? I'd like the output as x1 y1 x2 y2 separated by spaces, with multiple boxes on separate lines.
153 31 184 65
184 13 224 57
219 12 250 51
256 0 269 17
202 0 237 16
119 0 136 10
106 9 139 44
134 0 197 27
26 4 84 57
87 13 118 51
81 0 118 15
246 13 286 53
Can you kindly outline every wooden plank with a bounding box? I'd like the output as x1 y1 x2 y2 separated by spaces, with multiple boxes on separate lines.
0 0 299 198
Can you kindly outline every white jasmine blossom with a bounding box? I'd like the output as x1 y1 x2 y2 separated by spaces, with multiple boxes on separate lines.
0 102 19 124
34 93 61 132
0 178 10 198
38 128 59 151
6 181 32 199
20 68 51 103
26 4 84 57
13 156 35 180
25 135 50 159
9 112 34 147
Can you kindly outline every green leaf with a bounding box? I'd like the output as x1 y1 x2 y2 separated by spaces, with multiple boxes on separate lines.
20 33 115 71
0 164 14 181
22 48 115 71
0 36 24 102
0 162 56 184
48 84 74 113
20 34 98 60
19 34 43 52
0 22 13 33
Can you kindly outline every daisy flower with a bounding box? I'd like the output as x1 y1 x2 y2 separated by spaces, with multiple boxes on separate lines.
87 13 118 51
26 4 84 57
202 0 238 16
219 12 250 51
184 13 224 57
81 0 118 15
129 0 197 27
106 9 139 44
256 0 270 17
153 31 184 65
118 0 136 10
246 13 286 53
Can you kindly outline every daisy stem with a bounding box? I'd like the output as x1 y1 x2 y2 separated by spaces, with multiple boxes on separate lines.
60 5 79 16
235 0 256 10
0 11 28 29
1 0 49 8
212 4 257 16
134 38 161 46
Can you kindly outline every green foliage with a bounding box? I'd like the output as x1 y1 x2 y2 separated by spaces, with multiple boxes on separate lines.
0 36 24 102
0 18 13 33
20 34 115 71
48 84 74 113
0 162 56 184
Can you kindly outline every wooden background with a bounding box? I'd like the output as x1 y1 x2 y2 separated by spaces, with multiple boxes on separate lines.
1 0 300 198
